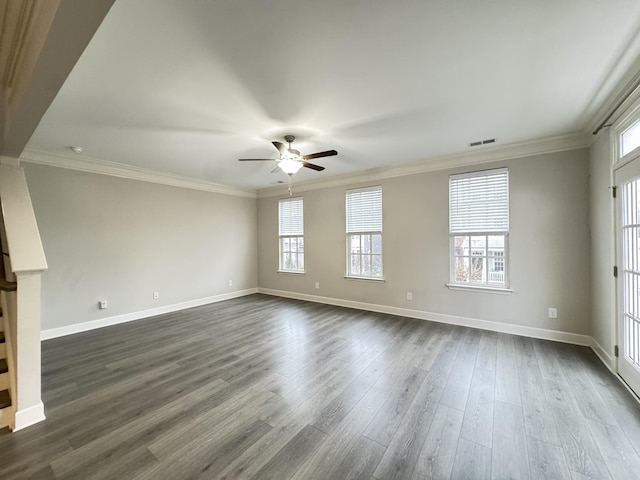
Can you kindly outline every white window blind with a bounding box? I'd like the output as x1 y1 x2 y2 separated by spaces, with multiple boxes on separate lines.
279 197 304 235
449 169 509 233
346 186 382 233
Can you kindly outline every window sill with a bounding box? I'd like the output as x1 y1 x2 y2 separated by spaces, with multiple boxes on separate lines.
445 283 513 294
277 270 305 275
344 276 385 283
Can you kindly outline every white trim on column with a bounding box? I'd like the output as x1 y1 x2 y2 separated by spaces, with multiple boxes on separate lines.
257 288 592 346
41 288 258 340
13 402 45 431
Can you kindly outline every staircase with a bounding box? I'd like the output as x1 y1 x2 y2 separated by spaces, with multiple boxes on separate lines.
0 162 48 431
0 311 14 430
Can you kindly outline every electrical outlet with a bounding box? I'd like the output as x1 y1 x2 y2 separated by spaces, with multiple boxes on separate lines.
548 307 557 319
153 291 159 299
315 282 320 289
99 300 108 310
406 292 413 301
228 280 233 287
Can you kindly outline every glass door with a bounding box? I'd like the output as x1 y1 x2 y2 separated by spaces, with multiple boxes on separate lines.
616 157 640 396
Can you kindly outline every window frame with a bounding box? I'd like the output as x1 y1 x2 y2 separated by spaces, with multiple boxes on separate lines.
347 231 383 280
620 120 640 159
447 168 511 292
279 235 304 273
346 185 384 280
278 197 305 274
449 233 510 289
615 100 640 167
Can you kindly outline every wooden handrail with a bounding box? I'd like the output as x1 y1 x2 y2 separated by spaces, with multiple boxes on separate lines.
0 257 16 292
0 279 16 292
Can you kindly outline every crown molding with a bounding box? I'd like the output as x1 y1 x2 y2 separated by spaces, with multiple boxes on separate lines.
585 70 640 148
20 132 588 201
583 25 640 138
257 132 589 198
20 147 257 199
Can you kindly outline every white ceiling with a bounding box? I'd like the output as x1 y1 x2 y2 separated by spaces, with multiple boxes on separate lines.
26 0 640 190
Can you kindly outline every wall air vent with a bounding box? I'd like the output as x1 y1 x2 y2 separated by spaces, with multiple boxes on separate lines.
468 138 497 147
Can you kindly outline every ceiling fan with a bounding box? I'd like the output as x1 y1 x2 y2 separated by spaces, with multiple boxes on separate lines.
238 135 337 175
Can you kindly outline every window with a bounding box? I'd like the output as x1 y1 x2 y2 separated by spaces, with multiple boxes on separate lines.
615 101 640 164
278 197 304 272
621 119 640 158
346 186 383 279
488 250 505 282
449 168 509 288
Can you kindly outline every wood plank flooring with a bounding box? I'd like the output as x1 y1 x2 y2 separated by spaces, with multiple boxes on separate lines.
1 294 640 479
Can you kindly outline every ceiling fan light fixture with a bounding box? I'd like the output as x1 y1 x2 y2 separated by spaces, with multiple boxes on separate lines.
238 134 334 176
278 158 303 175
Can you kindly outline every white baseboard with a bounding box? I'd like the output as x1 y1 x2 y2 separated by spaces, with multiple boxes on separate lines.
14 402 45 431
588 338 640 404
41 288 258 340
590 336 614 372
31 287 640 422
257 288 592 346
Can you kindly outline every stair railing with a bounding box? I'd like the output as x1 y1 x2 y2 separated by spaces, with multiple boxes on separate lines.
0 159 48 431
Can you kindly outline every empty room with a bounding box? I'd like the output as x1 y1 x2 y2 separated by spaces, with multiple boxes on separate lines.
2 0 640 479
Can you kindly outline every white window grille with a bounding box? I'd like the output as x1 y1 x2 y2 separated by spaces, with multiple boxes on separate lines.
622 179 640 367
346 186 383 279
449 168 509 288
278 197 304 272
488 250 505 284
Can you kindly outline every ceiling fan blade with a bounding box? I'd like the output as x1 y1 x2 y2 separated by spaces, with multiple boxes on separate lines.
272 141 286 154
302 150 338 160
238 158 274 161
303 161 325 171
270 165 281 173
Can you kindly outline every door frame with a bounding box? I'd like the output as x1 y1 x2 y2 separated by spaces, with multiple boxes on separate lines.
612 96 640 395
614 155 640 395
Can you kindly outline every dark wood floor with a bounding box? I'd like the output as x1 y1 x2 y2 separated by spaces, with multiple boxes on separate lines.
1 294 640 479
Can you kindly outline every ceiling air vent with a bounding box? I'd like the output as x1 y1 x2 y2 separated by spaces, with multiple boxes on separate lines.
468 138 497 147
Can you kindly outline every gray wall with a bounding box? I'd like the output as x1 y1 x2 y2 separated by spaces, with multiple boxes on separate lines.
24 148 593 337
23 163 257 331
258 149 591 335
589 133 615 359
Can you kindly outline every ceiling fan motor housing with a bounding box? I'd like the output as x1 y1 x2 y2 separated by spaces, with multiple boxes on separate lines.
282 135 300 157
